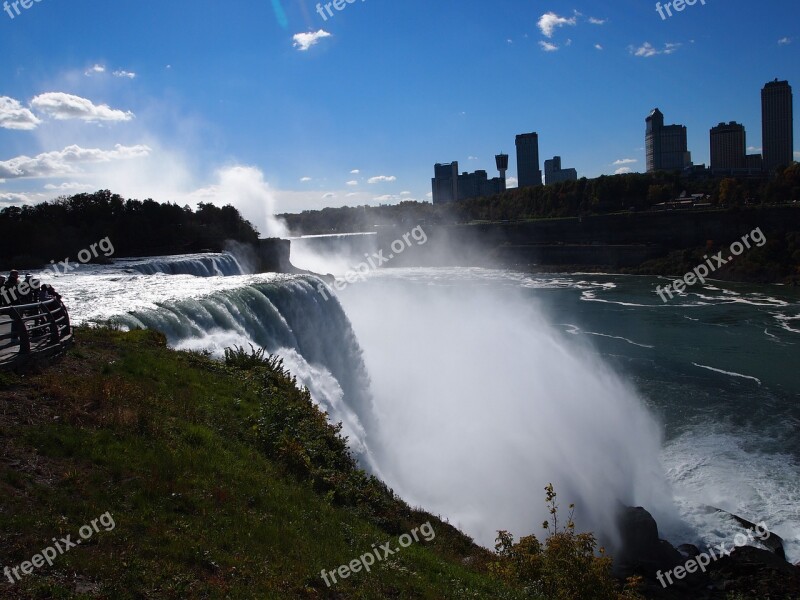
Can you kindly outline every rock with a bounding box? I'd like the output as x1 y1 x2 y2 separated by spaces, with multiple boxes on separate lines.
677 543 701 559
614 506 683 578
712 507 787 560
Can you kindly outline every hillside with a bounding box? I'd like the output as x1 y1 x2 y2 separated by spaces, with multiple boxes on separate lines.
0 327 533 599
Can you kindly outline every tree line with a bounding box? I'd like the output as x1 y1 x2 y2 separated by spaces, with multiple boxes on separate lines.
0 190 260 269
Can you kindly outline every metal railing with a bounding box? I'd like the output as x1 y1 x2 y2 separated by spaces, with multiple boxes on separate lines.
0 298 73 369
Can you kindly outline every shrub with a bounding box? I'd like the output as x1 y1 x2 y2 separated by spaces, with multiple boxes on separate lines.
491 484 644 600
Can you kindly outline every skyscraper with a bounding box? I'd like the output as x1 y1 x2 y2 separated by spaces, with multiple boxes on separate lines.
515 133 543 188
710 122 746 172
431 162 458 204
761 79 794 172
646 108 692 173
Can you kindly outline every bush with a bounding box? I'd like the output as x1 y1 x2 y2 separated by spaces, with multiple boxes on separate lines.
490 484 644 600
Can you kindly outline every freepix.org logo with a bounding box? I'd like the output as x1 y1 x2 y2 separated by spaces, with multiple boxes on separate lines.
656 0 706 21
4 0 45 21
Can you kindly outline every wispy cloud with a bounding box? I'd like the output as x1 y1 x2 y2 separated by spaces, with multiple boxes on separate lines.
113 70 137 79
537 12 577 38
346 180 358 186
31 93 134 122
84 64 105 76
300 176 312 182
778 37 792 45
350 169 360 174
613 158 637 165
629 42 681 57
539 41 559 52
367 175 396 184
594 44 603 50
0 144 151 180
0 96 41 130
588 17 607 25
292 30 331 51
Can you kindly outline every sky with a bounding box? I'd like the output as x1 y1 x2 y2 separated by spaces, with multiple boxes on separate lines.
0 0 798 234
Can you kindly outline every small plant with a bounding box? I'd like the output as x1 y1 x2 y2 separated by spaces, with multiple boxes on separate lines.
491 484 644 600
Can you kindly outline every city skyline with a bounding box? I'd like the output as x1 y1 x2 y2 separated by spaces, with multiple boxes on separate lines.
0 0 798 226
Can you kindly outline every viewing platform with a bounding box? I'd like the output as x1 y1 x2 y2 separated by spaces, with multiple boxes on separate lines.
0 299 73 370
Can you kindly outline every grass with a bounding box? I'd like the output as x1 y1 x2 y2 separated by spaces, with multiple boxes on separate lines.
0 327 534 599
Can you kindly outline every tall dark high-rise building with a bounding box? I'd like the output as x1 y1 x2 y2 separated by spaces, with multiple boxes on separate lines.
761 79 794 172
431 162 458 204
515 133 543 188
710 122 746 172
646 109 692 173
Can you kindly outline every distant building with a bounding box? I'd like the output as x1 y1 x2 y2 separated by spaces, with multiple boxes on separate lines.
515 132 543 188
746 154 763 171
495 153 509 191
431 155 507 204
431 162 459 204
761 79 794 172
544 156 578 185
710 122 746 172
646 108 692 173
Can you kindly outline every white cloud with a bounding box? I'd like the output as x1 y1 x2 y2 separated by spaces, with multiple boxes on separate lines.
537 12 577 38
346 192 359 197
346 180 358 186
31 92 134 122
0 192 41 205
539 41 559 52
84 64 105 76
0 96 41 130
629 42 681 57
367 175 396 184
615 167 633 175
300 176 312 182
794 151 800 159
322 192 335 199
506 177 518 188
588 17 607 25
292 30 331 51
594 44 603 50
43 182 95 191
350 169 360 174
113 70 137 79
747 146 762 153
400 191 411 196
468 156 478 160
778 37 792 45
613 158 637 165
0 144 151 180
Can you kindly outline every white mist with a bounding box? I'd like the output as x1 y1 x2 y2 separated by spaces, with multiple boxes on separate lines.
339 271 681 548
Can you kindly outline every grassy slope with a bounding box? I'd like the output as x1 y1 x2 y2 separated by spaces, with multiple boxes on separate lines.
0 327 532 600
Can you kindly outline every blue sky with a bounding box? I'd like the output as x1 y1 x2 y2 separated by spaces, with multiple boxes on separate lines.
0 0 797 232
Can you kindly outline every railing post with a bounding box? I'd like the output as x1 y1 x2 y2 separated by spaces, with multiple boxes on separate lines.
10 307 30 355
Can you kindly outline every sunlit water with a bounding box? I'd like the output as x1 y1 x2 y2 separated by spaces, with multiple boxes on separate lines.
36 254 800 561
